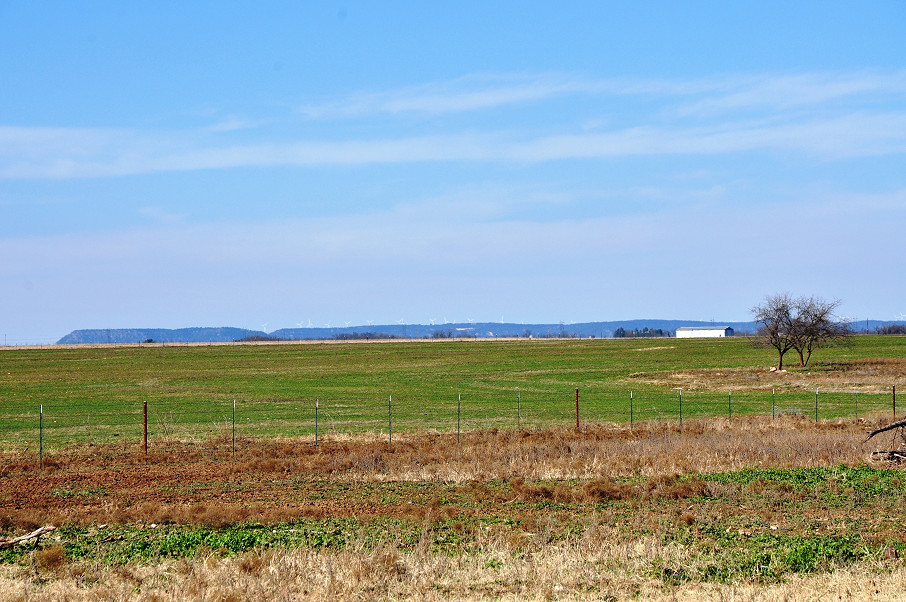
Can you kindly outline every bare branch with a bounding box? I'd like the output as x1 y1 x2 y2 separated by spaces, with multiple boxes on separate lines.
865 418 906 442
0 525 56 548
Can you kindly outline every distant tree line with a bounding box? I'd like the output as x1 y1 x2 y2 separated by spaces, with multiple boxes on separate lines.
334 332 401 341
875 324 906 335
612 327 670 338
536 331 580 339
235 335 289 343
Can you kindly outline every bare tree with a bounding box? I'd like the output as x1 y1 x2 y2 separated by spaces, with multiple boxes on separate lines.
752 293 796 370
752 294 850 370
789 296 850 367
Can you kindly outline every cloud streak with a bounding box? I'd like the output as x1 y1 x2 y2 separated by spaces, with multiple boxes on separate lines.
1 70 904 180
1 113 904 179
298 70 906 119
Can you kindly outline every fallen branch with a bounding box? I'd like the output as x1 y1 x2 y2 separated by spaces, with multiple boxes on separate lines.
865 417 906 442
871 451 906 463
0 525 56 548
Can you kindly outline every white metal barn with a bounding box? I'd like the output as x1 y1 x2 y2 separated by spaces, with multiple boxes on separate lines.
675 326 734 338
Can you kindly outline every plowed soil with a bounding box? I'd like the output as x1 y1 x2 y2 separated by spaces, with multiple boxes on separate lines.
0 416 897 530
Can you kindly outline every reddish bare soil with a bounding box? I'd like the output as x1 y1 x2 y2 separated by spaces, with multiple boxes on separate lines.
0 416 895 531
1 440 425 528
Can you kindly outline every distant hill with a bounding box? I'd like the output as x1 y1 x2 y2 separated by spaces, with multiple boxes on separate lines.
57 327 266 345
57 320 769 345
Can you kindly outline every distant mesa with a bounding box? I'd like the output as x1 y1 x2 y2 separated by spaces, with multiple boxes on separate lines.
56 327 264 345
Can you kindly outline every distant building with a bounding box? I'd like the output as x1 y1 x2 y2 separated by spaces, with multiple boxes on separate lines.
675 326 734 338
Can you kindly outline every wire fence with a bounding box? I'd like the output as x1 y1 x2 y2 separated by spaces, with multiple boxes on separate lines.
0 387 899 460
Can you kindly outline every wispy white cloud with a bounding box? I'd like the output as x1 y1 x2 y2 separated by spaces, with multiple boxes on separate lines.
298 73 598 118
5 186 903 277
137 205 188 225
2 112 904 179
674 70 906 116
1 70 905 180
204 116 269 133
298 70 906 119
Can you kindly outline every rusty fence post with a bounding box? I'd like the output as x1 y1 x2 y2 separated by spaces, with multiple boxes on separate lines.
143 400 148 455
575 388 579 431
39 404 43 469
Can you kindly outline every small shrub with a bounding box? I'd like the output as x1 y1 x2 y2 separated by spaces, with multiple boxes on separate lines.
582 479 635 502
35 543 67 571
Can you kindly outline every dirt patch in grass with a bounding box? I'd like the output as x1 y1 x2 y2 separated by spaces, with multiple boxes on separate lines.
629 358 906 393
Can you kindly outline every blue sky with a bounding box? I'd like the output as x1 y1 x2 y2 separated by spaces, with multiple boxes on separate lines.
2 2 905 343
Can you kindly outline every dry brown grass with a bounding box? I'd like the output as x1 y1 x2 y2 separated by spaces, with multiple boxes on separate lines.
630 357 906 393
0 414 896 530
2 537 906 601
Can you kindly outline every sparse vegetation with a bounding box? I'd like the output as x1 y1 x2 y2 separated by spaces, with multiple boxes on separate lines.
2 418 906 599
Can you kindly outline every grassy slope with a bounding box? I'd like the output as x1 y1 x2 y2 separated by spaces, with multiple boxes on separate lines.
1 336 903 444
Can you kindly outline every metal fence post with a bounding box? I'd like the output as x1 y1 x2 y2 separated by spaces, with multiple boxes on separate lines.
679 390 683 426
630 391 634 429
232 399 236 456
772 389 775 420
728 390 732 421
315 398 319 447
517 392 521 429
39 404 43 469
815 388 819 422
575 388 579 431
388 395 392 443
143 400 148 455
457 393 461 445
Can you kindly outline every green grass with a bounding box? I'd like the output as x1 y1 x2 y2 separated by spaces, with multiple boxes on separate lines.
3 465 904 584
1 336 903 446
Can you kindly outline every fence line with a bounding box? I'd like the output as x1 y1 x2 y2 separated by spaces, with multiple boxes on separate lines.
1 387 900 460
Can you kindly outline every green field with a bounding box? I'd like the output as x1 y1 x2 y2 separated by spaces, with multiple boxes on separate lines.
1 336 903 448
